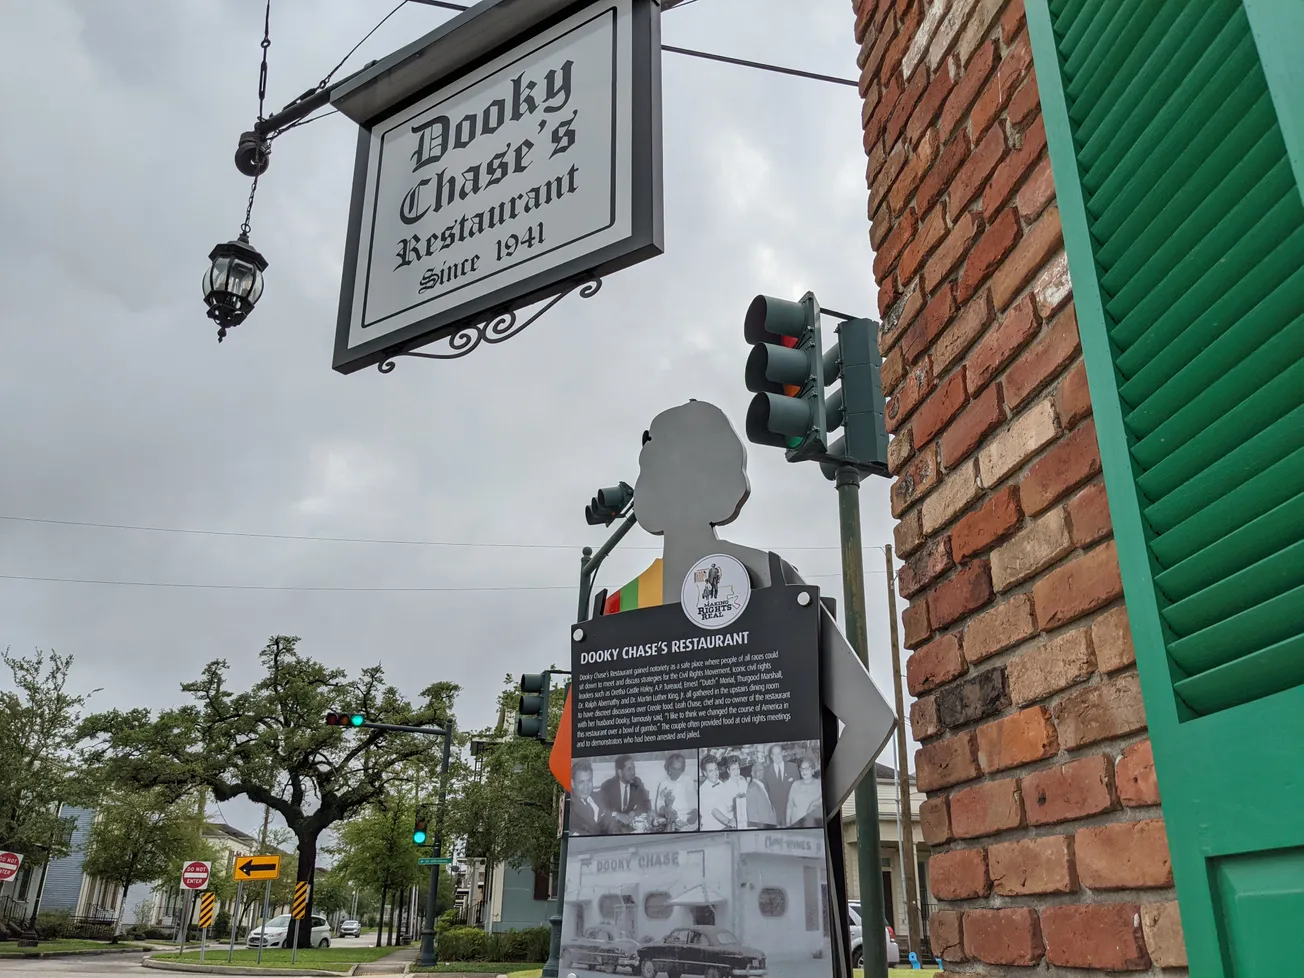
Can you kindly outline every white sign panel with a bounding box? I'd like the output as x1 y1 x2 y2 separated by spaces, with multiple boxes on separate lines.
333 0 662 373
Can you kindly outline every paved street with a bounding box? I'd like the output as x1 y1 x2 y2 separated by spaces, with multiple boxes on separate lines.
0 953 151 977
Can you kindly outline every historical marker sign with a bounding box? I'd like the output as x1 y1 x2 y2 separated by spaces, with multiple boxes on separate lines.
181 861 211 891
0 850 22 883
234 855 281 881
330 0 663 373
555 401 895 978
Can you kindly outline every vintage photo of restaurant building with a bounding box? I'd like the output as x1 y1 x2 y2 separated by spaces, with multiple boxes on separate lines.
563 829 834 978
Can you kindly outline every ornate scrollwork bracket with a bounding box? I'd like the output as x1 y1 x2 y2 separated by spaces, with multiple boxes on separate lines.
378 274 604 374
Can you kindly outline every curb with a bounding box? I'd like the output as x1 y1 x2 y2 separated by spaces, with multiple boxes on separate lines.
0 947 156 960
143 956 358 976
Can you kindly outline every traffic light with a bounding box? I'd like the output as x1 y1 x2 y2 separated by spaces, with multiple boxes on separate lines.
412 813 428 846
819 317 889 479
744 292 836 461
325 711 366 727
585 482 634 526
743 292 888 477
516 673 550 741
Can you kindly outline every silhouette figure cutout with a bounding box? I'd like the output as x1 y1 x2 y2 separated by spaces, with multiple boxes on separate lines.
632 400 793 596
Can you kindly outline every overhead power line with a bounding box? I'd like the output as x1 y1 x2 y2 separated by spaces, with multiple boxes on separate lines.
0 514 891 557
0 571 848 593
405 0 858 86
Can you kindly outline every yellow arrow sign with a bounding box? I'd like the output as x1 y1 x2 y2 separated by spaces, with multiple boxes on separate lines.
234 854 281 880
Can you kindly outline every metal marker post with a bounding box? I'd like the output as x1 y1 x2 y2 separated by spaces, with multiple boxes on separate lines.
290 917 299 965
200 925 207 964
257 881 271 965
177 889 189 957
229 880 243 963
836 466 890 978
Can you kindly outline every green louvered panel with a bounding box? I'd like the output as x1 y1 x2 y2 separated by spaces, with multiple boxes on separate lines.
1049 0 1304 718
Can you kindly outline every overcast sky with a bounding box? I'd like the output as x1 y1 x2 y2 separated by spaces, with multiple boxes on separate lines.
0 0 910 840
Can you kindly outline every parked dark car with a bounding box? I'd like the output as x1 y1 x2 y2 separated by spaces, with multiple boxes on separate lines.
560 924 640 973
636 925 766 978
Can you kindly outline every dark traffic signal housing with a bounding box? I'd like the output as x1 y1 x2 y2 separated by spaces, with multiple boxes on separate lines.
325 711 366 727
743 292 888 479
412 813 429 845
584 482 634 526
516 673 551 741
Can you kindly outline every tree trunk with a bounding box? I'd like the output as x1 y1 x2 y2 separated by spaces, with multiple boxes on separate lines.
293 832 320 949
375 888 387 948
112 880 131 940
386 895 395 947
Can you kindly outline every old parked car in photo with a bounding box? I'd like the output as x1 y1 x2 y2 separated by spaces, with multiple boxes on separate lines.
636 925 766 978
560 924 640 973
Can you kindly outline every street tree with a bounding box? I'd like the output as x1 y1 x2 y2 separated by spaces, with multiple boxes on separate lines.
80 788 193 936
81 635 456 948
0 648 95 862
330 797 424 947
444 674 566 890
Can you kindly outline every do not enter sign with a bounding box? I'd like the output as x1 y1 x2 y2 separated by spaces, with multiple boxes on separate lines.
180 860 211 891
0 851 22 883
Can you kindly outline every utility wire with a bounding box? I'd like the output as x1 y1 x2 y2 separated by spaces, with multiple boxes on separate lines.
0 571 848 593
0 514 891 557
406 0 858 87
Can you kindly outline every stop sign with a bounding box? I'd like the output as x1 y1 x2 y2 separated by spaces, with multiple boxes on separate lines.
180 860 211 890
0 851 22 883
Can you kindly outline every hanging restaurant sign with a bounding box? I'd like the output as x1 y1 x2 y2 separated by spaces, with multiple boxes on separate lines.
328 0 664 373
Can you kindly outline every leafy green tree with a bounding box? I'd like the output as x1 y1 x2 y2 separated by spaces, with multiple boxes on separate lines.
80 788 193 936
0 648 95 860
329 798 424 947
444 674 566 883
82 636 456 947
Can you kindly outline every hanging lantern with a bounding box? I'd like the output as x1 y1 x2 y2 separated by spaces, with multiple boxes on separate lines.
202 232 268 342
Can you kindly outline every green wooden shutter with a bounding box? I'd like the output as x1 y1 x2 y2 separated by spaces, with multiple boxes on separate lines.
1026 0 1304 973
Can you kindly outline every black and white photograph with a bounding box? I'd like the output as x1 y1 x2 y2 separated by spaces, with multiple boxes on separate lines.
571 750 701 836
698 740 823 831
562 829 833 978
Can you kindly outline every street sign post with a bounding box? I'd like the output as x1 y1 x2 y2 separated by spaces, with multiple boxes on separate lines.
256 881 271 966
290 882 309 965
328 0 664 373
234 855 281 881
180 861 211 891
0 851 22 883
198 892 215 963
228 880 243 964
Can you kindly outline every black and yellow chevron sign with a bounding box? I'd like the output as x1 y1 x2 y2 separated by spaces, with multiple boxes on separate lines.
292 881 309 919
197 892 216 929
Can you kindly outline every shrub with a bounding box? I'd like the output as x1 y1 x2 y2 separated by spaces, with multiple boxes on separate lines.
35 911 71 939
486 926 549 962
436 926 549 962
436 926 487 961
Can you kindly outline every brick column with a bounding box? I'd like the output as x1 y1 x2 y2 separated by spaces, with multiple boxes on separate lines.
851 0 1188 972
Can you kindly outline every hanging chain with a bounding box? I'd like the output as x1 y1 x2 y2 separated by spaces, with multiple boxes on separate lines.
257 0 271 122
241 0 272 238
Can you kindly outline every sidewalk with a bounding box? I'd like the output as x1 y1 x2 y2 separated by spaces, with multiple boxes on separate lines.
354 946 418 975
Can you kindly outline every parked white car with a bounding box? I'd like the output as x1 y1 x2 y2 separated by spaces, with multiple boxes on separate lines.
246 914 332 949
847 901 901 968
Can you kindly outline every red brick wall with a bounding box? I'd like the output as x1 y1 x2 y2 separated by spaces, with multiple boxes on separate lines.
851 0 1189 971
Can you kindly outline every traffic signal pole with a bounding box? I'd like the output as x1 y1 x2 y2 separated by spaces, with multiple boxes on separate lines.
417 722 454 969
543 508 634 978
836 465 890 978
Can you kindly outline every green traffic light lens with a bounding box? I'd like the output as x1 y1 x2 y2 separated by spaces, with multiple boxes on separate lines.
413 830 428 845
349 714 365 727
786 436 803 449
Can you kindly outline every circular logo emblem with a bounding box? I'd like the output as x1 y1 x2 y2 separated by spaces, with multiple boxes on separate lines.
680 553 751 630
